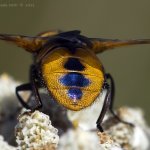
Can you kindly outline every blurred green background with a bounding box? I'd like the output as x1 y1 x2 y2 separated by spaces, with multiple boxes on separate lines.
0 0 150 123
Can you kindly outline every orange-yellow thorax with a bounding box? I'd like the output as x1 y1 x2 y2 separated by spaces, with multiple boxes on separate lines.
41 47 104 111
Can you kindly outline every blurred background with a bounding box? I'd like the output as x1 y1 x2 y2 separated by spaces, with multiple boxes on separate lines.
0 0 150 123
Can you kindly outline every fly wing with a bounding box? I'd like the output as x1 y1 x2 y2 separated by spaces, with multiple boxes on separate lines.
0 33 48 53
90 38 150 53
0 30 60 53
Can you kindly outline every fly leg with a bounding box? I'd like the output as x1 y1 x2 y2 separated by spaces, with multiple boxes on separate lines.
16 65 42 111
105 73 134 127
96 81 111 132
96 73 134 132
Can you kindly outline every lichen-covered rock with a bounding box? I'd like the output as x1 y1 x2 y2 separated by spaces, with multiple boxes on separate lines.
98 132 123 150
102 107 150 150
0 73 150 150
67 93 150 150
15 110 59 150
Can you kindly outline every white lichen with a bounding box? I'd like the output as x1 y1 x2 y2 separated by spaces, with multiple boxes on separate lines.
58 128 123 150
102 107 150 150
0 73 20 117
0 73 20 98
15 110 59 150
0 74 21 145
98 132 123 150
0 135 16 150
58 128 100 150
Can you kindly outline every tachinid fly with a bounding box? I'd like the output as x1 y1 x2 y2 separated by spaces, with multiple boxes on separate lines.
0 30 150 131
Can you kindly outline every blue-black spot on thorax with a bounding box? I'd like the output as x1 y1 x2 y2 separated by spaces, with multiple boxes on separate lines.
68 88 82 100
60 72 90 87
64 58 85 71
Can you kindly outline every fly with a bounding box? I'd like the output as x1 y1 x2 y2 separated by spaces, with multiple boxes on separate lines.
0 30 150 131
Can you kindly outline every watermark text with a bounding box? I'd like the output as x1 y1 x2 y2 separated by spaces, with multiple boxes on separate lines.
0 0 35 8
